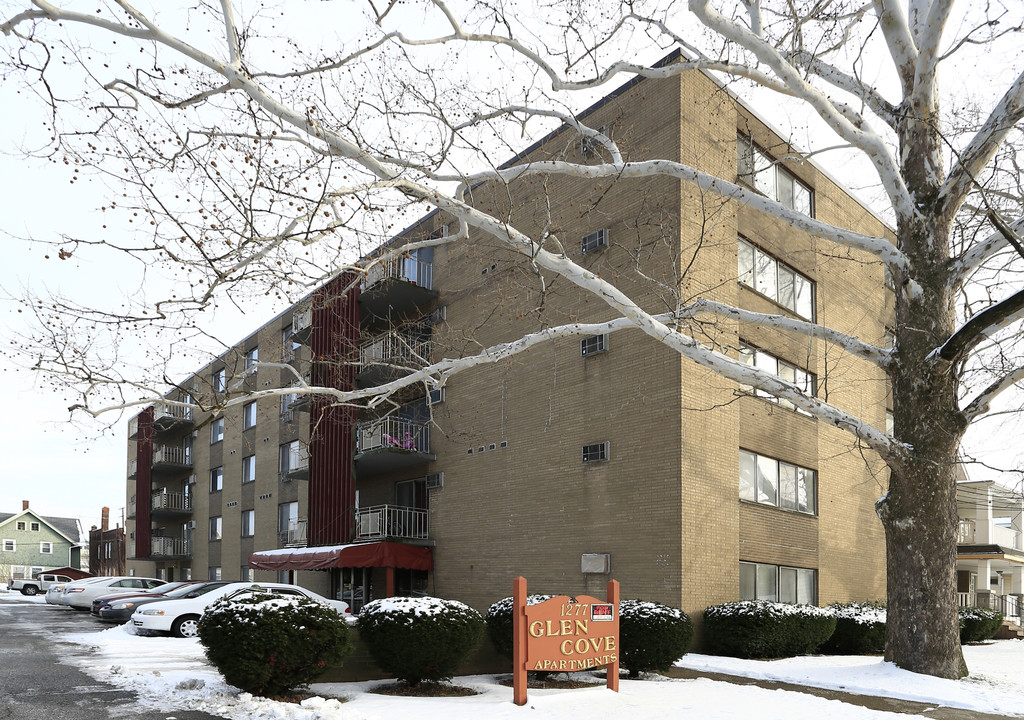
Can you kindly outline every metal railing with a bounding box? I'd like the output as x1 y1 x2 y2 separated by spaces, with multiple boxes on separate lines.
959 591 1022 620
356 416 430 454
293 305 313 334
282 443 309 475
355 505 428 541
957 519 976 544
153 402 194 423
278 518 308 547
152 444 192 467
363 255 433 291
151 491 191 512
359 331 431 368
150 537 190 557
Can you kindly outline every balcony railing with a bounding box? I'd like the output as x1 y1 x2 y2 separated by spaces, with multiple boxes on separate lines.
360 331 432 367
153 402 194 428
292 304 313 344
278 518 308 547
357 416 430 454
151 491 191 513
128 458 138 478
993 524 1023 551
957 518 976 544
150 536 190 558
152 444 193 469
355 505 428 541
282 443 309 480
364 255 433 291
958 518 1023 550
127 495 136 519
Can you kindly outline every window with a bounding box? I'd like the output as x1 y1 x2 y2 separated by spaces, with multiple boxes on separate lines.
738 342 814 413
209 516 223 541
2 539 14 552
241 510 255 538
279 440 306 477
209 566 222 581
740 562 817 604
243 401 257 430
581 228 609 254
210 466 223 493
581 334 608 356
737 134 813 215
427 387 445 405
213 367 226 393
211 417 224 444
738 238 815 319
886 411 895 435
278 501 298 542
30 522 39 531
240 567 253 582
244 347 258 371
242 454 256 484
16 521 25 531
582 442 609 463
739 450 816 514
280 392 296 420
39 542 52 554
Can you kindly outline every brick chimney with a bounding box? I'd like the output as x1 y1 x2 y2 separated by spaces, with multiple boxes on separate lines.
101 507 110 532
22 500 29 511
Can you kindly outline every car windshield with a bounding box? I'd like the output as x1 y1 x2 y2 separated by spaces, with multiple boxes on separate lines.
180 582 228 598
148 581 188 594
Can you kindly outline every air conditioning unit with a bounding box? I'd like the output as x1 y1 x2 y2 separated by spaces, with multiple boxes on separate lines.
427 387 445 406
581 228 609 254
187 474 196 485
425 472 444 490
186 521 197 530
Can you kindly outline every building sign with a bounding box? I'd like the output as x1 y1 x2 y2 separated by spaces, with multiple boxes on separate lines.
512 576 620 705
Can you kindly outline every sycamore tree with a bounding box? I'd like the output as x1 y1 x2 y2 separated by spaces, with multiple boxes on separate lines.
3 0 1024 678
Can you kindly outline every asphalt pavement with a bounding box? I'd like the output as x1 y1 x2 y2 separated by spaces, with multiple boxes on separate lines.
0 594 223 720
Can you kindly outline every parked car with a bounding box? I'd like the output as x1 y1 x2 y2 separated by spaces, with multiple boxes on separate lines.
94 581 229 623
46 576 107 605
90 581 192 617
60 576 165 610
8 573 79 596
131 582 350 637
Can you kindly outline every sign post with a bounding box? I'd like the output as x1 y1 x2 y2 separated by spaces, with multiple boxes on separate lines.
512 576 620 706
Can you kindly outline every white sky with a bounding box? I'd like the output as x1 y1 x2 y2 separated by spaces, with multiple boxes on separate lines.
1 1 1022 529
3 591 1023 718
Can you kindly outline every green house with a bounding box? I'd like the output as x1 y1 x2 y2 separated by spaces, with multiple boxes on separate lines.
0 504 82 583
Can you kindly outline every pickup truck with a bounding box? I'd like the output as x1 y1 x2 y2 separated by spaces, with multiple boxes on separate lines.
7 573 76 596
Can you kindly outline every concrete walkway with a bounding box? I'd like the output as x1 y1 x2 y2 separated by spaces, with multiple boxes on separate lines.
664 667 1015 720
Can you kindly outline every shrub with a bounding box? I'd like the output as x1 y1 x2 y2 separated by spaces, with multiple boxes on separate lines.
820 602 887 655
703 601 836 659
618 600 694 677
484 594 554 660
959 606 1003 643
357 596 484 686
197 591 351 697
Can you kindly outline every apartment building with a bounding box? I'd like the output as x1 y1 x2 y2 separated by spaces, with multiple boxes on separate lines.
125 56 892 620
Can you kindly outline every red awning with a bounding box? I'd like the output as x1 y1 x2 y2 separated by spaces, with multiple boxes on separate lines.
248 542 432 572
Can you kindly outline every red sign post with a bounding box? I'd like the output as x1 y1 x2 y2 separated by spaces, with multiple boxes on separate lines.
512 576 620 705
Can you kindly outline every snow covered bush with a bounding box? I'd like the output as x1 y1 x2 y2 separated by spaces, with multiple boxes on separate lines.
820 602 887 655
959 606 1003 643
703 601 836 659
357 596 484 686
484 594 554 661
197 591 351 697
618 600 694 677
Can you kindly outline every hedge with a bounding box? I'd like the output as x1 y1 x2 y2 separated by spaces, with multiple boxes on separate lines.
820 602 887 655
703 601 836 659
618 600 694 677
959 606 1003 643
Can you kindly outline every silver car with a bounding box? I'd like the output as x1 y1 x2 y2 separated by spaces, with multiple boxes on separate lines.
45 576 106 605
60 576 165 610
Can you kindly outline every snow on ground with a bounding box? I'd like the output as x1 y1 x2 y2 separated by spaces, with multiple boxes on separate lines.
3 589 1022 719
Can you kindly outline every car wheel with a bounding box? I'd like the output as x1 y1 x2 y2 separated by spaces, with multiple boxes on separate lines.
171 615 201 638
21 586 39 596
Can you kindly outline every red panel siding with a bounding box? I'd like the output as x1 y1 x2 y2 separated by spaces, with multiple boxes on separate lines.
135 407 154 558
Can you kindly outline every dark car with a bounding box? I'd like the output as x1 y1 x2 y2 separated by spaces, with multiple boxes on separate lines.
94 581 230 623
90 581 192 617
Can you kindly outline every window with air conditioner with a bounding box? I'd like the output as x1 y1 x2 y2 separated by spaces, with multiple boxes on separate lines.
581 334 607 357
581 229 609 254
582 442 609 463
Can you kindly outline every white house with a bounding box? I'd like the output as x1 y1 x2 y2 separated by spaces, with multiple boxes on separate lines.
957 479 1024 622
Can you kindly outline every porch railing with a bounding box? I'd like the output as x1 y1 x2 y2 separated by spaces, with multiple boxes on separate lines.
355 505 428 541
359 331 431 368
958 591 1022 620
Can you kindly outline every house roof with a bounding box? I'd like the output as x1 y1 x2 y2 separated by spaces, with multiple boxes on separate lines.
0 510 81 545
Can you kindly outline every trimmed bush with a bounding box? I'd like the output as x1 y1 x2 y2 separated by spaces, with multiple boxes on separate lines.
197 591 351 696
619 600 694 677
820 602 887 655
484 594 554 660
703 601 836 659
959 606 1003 643
357 596 484 686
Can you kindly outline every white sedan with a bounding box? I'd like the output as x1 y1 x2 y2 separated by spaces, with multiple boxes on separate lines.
60 576 166 609
45 576 106 605
131 582 350 638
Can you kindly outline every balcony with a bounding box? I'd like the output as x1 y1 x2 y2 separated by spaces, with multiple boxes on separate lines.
957 518 976 544
281 442 310 481
278 518 308 547
128 458 138 479
355 416 434 476
150 536 191 558
356 330 432 389
152 402 194 434
127 495 136 519
959 518 1023 550
292 304 313 345
360 254 437 325
994 525 1023 551
128 415 139 439
150 491 192 516
355 505 428 542
152 444 193 474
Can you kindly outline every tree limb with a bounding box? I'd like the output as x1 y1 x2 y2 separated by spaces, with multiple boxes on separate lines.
963 365 1024 421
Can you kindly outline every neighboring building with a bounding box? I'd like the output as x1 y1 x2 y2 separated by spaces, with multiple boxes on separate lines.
957 478 1023 622
125 57 892 621
89 507 126 577
0 501 83 583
